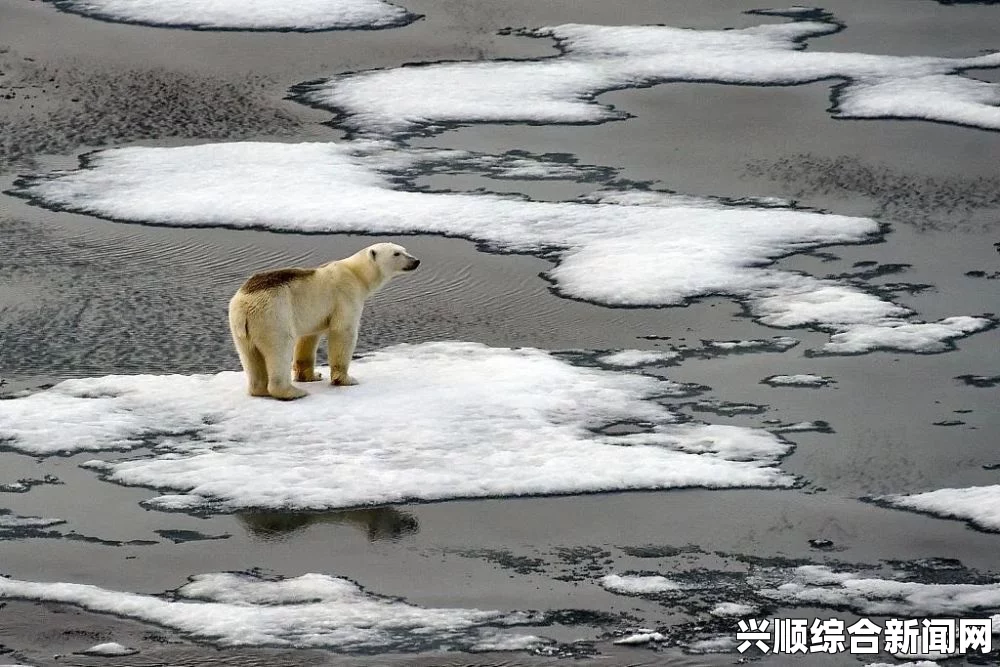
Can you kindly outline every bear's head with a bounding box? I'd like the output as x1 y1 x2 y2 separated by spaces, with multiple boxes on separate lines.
368 242 420 275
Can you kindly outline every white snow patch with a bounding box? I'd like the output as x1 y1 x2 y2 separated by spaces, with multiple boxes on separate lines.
78 642 137 656
879 485 1000 533
0 572 537 651
0 342 795 512
762 374 834 387
600 574 682 595
16 142 991 354
597 350 680 367
710 602 757 617
298 18 1000 135
49 0 416 31
762 565 1000 617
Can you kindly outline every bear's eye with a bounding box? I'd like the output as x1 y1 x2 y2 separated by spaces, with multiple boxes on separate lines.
394 252 400 256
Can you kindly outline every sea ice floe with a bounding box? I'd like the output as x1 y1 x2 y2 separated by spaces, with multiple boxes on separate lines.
0 572 541 651
599 574 683 595
45 0 417 31
878 485 1000 533
821 317 993 355
0 342 795 513
710 602 758 617
613 631 666 645
762 374 834 387
0 510 65 531
14 142 992 354
702 337 800 353
77 642 137 656
599 563 1000 633
296 15 1000 136
761 565 1000 617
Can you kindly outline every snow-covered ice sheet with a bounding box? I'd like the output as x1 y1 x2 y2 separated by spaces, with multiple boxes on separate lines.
14 142 993 354
0 342 795 512
878 485 1000 533
46 0 417 31
297 15 1000 136
0 572 540 651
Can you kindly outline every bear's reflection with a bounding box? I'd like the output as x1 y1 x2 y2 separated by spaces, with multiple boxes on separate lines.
238 507 419 542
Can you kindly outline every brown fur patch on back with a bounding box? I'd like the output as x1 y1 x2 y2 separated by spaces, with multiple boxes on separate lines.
241 268 315 293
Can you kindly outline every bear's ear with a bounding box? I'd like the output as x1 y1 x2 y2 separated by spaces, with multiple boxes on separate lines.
370 248 377 260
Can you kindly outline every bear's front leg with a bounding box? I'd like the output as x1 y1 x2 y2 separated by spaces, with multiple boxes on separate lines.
328 322 359 386
292 334 323 382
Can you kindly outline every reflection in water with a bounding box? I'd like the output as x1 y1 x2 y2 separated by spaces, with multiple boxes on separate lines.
238 507 419 542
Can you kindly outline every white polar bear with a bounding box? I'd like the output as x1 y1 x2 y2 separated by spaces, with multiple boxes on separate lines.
228 242 420 400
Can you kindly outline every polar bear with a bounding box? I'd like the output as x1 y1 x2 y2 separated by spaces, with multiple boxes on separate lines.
228 243 420 400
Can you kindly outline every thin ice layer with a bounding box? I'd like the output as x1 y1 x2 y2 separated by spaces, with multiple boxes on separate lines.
879 486 1000 533
0 572 539 651
47 0 417 31
0 342 794 512
15 142 991 353
297 18 1000 135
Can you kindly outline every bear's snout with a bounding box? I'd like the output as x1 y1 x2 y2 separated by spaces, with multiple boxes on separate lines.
405 258 421 271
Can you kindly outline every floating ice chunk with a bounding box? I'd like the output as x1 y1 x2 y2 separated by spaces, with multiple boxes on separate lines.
703 337 800 352
879 485 1000 533
600 574 682 595
710 602 757 617
955 374 1000 388
0 510 65 529
296 17 1000 136
14 142 991 354
687 635 739 653
78 642 137 656
468 634 546 652
46 0 417 31
762 374 834 387
0 343 795 512
597 350 680 367
761 565 1000 616
0 572 536 651
821 317 994 354
614 631 666 645
772 421 832 433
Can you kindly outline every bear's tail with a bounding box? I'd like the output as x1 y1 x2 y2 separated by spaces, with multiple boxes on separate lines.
228 298 251 341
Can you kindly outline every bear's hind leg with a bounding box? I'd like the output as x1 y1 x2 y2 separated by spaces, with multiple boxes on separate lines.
233 335 269 397
292 334 323 382
262 336 308 400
